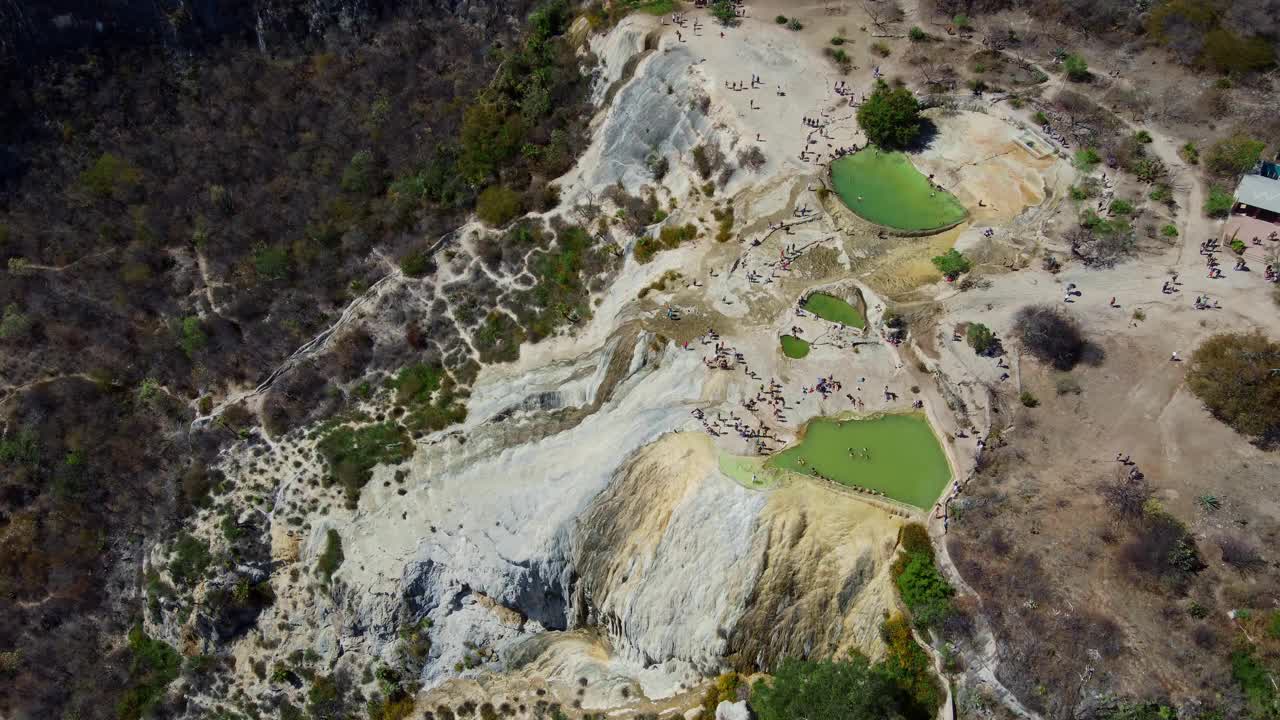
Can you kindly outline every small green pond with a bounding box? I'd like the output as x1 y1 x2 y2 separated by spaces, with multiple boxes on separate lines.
803 292 865 329
780 335 811 359
767 414 951 509
830 149 968 232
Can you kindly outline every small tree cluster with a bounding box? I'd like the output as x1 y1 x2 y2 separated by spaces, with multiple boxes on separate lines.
856 80 923 150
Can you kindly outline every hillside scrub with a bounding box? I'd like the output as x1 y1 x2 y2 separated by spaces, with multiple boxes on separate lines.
1186 333 1280 445
750 652 933 720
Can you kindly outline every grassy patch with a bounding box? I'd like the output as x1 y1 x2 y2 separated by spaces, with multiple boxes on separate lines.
317 422 414 506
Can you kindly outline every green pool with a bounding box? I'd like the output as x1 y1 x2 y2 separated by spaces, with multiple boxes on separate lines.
767 414 952 508
830 149 967 232
803 292 865 329
780 335 811 359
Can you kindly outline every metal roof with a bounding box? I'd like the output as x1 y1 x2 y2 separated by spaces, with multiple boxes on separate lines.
1236 174 1280 215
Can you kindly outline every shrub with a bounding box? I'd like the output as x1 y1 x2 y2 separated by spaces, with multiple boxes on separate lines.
316 529 344 583
1073 148 1100 170
965 322 995 355
1186 333 1280 444
1033 110 1048 125
169 533 211 586
178 316 208 357
1098 470 1152 519
1064 53 1089 81
1206 133 1265 178
1013 304 1086 370
1179 142 1199 165
930 249 971 280
1135 130 1152 143
879 614 943 716
398 249 432 277
1019 391 1039 408
476 185 524 226
871 41 891 57
953 14 971 30
1231 237 1247 254
775 15 788 24
787 17 803 31
1204 185 1233 217
1109 199 1134 216
830 36 845 45
908 26 927 41
1149 185 1173 204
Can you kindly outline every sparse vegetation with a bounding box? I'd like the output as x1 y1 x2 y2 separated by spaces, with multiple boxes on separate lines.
1013 305 1088 370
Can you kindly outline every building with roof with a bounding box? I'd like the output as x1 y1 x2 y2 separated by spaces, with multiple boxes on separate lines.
1234 167 1280 224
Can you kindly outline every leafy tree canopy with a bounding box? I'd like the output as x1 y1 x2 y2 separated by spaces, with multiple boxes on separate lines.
856 80 922 149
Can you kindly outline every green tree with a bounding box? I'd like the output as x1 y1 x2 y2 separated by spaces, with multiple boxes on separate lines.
79 152 141 200
476 185 524 226
1064 53 1090 81
930 248 971 280
1186 332 1280 444
1206 133 1265 178
1204 185 1233 217
856 81 923 149
966 322 995 354
117 626 181 720
710 0 738 26
895 552 955 627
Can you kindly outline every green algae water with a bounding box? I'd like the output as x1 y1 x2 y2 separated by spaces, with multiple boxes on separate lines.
802 292 865 328
767 414 951 508
780 334 811 359
830 149 967 232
